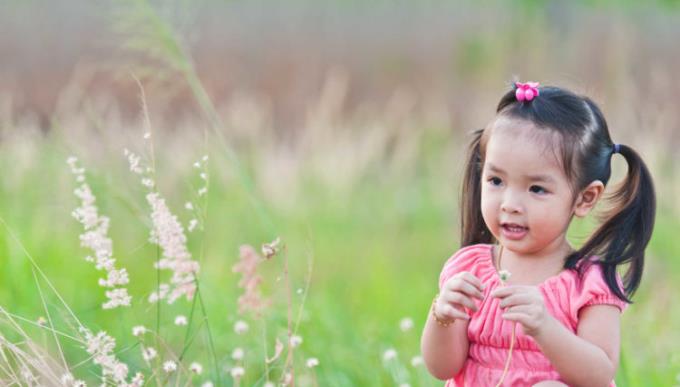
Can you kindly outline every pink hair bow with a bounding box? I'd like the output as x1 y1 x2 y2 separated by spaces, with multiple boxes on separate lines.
515 81 540 102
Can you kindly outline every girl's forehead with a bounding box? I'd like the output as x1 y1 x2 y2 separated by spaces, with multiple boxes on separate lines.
484 117 565 175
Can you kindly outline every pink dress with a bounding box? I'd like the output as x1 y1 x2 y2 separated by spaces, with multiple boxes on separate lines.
438 244 627 387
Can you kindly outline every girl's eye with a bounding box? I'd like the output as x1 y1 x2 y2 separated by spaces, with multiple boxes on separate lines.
530 185 547 194
488 177 502 186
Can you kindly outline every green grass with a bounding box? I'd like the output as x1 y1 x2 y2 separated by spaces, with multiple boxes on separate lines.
0 132 678 385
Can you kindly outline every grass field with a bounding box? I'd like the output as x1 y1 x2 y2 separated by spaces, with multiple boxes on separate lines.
1 1 680 386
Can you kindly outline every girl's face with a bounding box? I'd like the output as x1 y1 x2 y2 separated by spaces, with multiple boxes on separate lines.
480 117 576 256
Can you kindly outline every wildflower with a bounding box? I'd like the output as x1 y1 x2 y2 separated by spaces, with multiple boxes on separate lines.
130 372 144 387
73 381 87 387
202 155 208 162
193 162 201 168
82 329 129 384
261 237 281 259
198 187 208 196
263 382 275 387
232 347 244 360
185 202 193 210
383 348 397 361
230 366 245 379
200 173 207 180
103 288 132 309
410 356 423 367
296 288 303 295
143 132 151 139
289 335 303 348
281 372 292 386
499 270 512 283
234 320 249 334
60 373 74 385
132 326 146 337
142 347 157 361
141 178 155 188
399 384 411 387
201 383 214 387
233 245 270 316
306 358 319 368
145 192 199 304
163 361 177 373
174 315 188 326
189 362 203 374
69 157 131 310
188 219 198 232
399 317 414 332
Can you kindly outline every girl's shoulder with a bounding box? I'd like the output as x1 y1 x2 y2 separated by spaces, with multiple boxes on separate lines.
438 243 495 289
558 258 629 319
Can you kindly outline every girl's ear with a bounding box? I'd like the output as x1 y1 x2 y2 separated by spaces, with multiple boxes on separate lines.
573 180 605 217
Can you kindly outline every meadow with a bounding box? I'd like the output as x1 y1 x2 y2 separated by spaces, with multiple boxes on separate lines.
1 1 679 386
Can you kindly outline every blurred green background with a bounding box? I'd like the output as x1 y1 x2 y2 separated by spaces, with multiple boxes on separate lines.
0 0 679 385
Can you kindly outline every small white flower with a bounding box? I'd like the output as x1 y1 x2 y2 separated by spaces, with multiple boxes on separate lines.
189 362 203 374
200 173 207 180
201 383 214 387
130 372 144 387
289 335 302 348
143 132 151 139
142 347 157 361
410 355 424 367
188 219 198 232
232 347 244 360
234 320 249 335
141 178 155 188
202 155 208 162
282 372 292 386
132 325 146 337
193 162 201 168
306 357 319 368
174 315 188 326
185 202 193 210
198 187 208 196
296 288 303 295
383 348 397 361
399 384 411 387
73 380 86 387
400 317 414 332
230 366 244 379
263 382 275 387
60 373 73 385
163 361 177 373
498 269 512 283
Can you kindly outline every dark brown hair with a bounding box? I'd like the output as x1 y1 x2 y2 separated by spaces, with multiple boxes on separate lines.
460 84 656 303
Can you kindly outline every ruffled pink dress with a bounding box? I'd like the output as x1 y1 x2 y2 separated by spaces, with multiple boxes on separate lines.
438 244 627 387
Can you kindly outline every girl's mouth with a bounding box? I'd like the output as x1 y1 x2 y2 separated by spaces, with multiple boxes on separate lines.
501 223 528 240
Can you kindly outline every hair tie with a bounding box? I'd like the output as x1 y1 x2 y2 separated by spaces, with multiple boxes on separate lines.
515 81 540 102
612 143 621 154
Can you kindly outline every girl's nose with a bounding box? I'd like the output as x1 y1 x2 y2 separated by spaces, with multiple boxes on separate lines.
501 196 523 214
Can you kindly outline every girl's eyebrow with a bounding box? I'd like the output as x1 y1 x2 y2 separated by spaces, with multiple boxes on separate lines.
486 163 556 183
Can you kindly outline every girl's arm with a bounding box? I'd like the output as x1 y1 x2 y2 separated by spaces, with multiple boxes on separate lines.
421 271 484 379
420 312 470 379
532 304 620 387
492 286 621 387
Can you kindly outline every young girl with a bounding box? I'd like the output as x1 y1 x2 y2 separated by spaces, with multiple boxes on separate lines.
420 81 656 386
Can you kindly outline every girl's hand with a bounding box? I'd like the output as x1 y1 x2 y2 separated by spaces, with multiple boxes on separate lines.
435 272 485 322
491 285 551 337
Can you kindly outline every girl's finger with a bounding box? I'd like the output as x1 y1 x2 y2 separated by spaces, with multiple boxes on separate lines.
457 272 485 292
498 293 534 309
446 280 484 300
438 303 470 321
441 292 478 311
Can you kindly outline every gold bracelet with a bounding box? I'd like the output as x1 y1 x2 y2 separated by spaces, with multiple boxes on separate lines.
431 294 455 327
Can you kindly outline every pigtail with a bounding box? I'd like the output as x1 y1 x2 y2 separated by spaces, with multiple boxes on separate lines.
567 144 656 303
460 129 494 247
